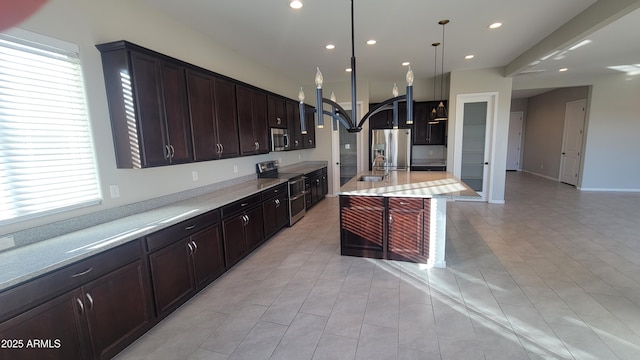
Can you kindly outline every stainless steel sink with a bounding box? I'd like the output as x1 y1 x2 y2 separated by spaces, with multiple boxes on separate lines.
358 175 384 182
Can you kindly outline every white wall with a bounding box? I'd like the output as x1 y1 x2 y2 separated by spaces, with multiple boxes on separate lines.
448 68 513 203
2 0 317 235
581 74 640 190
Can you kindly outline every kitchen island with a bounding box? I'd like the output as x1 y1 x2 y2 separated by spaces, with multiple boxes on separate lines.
338 171 478 267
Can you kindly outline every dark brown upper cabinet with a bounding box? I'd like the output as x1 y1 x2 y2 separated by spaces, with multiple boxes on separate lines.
412 101 447 145
97 41 193 169
267 94 287 129
186 69 240 160
236 84 269 156
368 102 410 130
287 100 303 150
302 104 316 149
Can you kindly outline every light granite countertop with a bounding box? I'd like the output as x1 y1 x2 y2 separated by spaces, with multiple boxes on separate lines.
339 170 480 198
0 177 289 292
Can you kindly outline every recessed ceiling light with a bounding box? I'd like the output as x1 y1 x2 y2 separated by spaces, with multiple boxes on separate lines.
489 22 502 29
464 54 475 60
289 0 303 9
366 39 377 45
345 68 352 72
402 62 410 66
559 68 568 72
325 44 335 50
607 64 640 75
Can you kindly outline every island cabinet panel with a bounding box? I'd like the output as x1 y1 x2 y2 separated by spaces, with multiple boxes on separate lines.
97 41 193 168
340 196 385 258
186 69 240 160
387 198 429 262
237 85 269 156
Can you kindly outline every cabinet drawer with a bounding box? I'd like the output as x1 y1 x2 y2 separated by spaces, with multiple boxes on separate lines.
389 197 424 209
0 239 142 323
340 195 384 209
261 183 287 201
146 209 220 252
221 193 261 218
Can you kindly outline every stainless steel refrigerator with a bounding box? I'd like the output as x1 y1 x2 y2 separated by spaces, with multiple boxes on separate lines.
371 129 411 170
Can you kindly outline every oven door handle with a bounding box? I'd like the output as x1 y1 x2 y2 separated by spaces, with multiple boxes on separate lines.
289 192 306 201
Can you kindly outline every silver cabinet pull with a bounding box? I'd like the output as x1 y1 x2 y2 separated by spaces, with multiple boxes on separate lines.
275 199 280 208
245 214 250 225
86 293 94 310
255 141 259 150
71 267 93 278
400 201 409 205
169 145 175 158
187 242 194 255
389 215 393 224
240 202 248 207
276 117 282 124
191 240 198 254
164 144 171 159
185 224 195 231
220 144 224 154
76 298 84 314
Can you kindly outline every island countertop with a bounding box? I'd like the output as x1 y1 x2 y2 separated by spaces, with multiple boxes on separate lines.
339 170 480 199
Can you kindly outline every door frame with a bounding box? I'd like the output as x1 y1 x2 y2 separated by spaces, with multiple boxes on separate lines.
331 101 365 195
453 92 498 202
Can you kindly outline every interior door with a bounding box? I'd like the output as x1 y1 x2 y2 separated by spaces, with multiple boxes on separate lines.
331 102 363 192
506 112 523 171
560 99 586 185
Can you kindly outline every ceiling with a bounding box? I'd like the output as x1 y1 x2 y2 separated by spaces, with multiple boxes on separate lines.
142 0 640 98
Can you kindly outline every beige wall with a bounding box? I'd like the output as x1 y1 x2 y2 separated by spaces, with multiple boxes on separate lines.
521 87 589 179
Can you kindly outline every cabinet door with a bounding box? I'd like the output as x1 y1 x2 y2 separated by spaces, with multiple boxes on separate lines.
321 169 328 197
82 260 153 360
340 196 385 258
267 95 287 128
0 289 88 360
387 198 426 262
237 85 269 155
263 192 288 238
191 224 225 289
428 121 446 145
369 104 391 129
160 61 193 164
130 51 168 167
302 105 316 149
149 239 196 317
186 69 218 161
287 101 303 150
213 78 240 158
244 206 265 250
412 102 430 145
222 215 248 266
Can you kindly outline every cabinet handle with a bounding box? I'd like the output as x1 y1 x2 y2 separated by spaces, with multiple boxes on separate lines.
186 242 194 255
86 293 94 311
240 202 248 207
400 201 409 205
245 214 250 225
164 145 171 159
71 267 93 278
255 141 259 150
389 215 393 224
220 144 224 154
185 224 196 231
294 140 299 146
316 179 320 184
309 139 313 144
275 199 280 207
191 241 198 255
276 117 282 124
169 145 175 159
76 298 84 314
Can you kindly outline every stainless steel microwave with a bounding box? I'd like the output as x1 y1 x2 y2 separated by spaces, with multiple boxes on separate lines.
271 128 289 151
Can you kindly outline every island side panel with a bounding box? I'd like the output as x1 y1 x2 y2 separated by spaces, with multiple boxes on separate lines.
430 197 447 268
339 195 385 259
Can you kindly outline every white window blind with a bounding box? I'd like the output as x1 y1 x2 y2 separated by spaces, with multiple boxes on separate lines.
0 30 101 225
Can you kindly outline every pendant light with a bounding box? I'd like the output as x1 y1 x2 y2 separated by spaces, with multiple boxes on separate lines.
429 42 440 124
434 19 449 121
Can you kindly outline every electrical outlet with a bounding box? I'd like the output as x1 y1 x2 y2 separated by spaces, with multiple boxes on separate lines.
278 157 282 164
540 163 544 169
192 171 198 181
298 154 302 160
0 236 15 251
109 184 120 198
233 165 238 173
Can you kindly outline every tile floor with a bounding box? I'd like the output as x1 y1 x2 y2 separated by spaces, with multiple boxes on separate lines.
115 172 640 360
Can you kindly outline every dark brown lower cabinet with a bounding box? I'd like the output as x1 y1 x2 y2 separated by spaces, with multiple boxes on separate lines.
263 191 289 238
148 223 225 318
0 259 153 360
222 200 264 267
340 196 385 259
340 195 431 263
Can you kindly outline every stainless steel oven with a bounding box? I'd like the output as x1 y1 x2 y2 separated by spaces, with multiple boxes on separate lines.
256 161 306 226
286 175 306 225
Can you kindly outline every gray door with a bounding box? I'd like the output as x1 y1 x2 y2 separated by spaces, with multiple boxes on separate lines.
461 102 488 192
